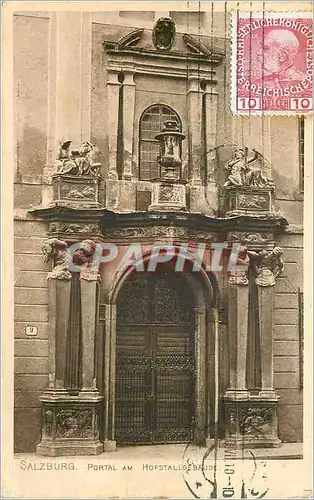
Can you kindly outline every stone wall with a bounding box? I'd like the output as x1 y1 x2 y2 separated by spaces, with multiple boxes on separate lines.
14 219 49 452
275 232 303 442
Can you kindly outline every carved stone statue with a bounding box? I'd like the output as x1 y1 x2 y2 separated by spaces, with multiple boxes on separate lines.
224 148 271 188
152 17 176 51
72 239 100 281
42 238 71 280
55 141 102 177
229 245 250 286
248 244 284 287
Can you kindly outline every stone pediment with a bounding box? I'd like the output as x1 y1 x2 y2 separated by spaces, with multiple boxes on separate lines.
103 27 223 65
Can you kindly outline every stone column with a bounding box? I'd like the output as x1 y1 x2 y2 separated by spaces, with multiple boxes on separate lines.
251 244 284 400
257 285 277 399
107 70 120 180
187 75 203 185
103 304 117 452
47 279 71 391
40 239 72 393
224 245 282 448
122 70 136 180
225 281 249 399
37 239 103 456
80 275 100 394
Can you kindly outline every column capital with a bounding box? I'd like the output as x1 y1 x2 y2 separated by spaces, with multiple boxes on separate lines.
106 68 121 85
188 76 204 93
203 84 218 97
123 74 136 87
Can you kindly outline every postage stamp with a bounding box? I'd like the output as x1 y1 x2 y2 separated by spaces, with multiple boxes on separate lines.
231 11 313 114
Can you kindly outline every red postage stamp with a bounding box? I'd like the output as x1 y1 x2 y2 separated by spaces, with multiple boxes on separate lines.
231 12 313 114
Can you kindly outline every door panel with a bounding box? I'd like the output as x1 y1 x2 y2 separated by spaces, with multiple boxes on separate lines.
115 272 195 445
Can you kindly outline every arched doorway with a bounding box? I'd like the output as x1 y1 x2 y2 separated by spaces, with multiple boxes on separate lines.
115 270 196 445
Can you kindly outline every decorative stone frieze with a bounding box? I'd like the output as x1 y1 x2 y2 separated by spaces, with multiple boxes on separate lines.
37 399 103 456
102 225 219 242
224 399 280 448
227 232 271 244
49 222 101 237
225 185 274 216
52 174 101 208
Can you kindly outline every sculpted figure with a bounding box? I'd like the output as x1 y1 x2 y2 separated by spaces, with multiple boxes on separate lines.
224 148 258 187
244 153 271 187
229 245 250 286
224 147 271 188
42 238 71 280
248 244 284 287
72 239 100 281
55 141 101 176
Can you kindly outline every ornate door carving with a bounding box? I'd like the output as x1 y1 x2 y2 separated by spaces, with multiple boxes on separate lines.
115 271 196 444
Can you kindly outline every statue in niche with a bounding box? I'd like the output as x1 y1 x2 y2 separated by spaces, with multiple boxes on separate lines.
248 244 284 287
55 140 102 176
152 17 176 51
224 147 271 188
42 238 71 280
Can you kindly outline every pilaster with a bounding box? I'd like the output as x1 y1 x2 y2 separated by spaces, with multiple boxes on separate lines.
224 243 282 448
122 71 136 180
224 281 249 399
37 239 104 456
47 278 72 391
106 70 121 180
258 286 277 399
204 83 218 155
80 276 100 394
204 84 219 214
187 76 203 185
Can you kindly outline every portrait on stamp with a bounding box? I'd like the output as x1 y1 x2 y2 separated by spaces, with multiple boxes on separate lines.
232 12 313 113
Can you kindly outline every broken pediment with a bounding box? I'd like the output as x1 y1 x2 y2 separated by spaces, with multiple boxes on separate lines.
182 33 212 56
103 21 223 64
117 28 144 48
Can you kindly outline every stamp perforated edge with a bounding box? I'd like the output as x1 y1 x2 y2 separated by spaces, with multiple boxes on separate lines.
230 10 313 116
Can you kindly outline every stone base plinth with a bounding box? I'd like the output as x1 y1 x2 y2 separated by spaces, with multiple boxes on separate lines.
148 181 186 211
52 174 101 208
105 179 136 211
36 392 104 456
224 185 274 217
37 440 104 457
224 396 280 448
103 440 117 452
